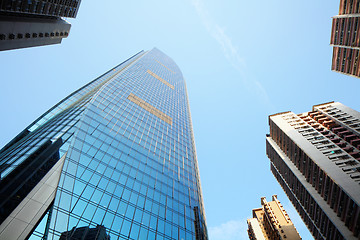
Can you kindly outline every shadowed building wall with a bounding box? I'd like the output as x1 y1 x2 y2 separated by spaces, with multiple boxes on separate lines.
0 0 81 51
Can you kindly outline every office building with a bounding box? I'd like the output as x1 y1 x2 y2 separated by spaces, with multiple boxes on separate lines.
247 195 301 240
330 0 360 78
0 48 208 239
266 102 360 240
60 225 110 240
0 0 81 51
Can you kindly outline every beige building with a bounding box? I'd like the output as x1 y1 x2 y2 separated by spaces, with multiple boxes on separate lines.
266 102 360 239
247 195 302 240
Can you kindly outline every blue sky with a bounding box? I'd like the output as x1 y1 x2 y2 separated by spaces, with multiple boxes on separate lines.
1 0 359 239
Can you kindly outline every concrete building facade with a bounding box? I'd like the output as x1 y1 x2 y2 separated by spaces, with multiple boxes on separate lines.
0 0 81 51
266 102 360 239
247 195 301 240
330 0 360 78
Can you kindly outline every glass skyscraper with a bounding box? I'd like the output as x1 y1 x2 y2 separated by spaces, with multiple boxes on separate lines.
0 48 208 240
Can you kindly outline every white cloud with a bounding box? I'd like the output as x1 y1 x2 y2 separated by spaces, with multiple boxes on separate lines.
208 220 249 240
190 0 274 109
191 0 245 74
254 80 275 112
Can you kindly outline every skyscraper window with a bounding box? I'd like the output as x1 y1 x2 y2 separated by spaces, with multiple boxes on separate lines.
0 48 208 240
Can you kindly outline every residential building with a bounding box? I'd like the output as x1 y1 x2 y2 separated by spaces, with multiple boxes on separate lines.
247 195 301 240
266 102 360 240
330 0 360 78
0 48 208 239
0 0 81 51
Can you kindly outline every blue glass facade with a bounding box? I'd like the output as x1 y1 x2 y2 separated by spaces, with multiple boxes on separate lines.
0 48 207 239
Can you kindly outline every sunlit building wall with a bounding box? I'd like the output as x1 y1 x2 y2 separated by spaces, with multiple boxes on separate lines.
0 48 208 240
247 195 301 240
266 102 360 240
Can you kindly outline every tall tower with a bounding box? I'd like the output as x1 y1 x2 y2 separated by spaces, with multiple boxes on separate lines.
0 48 208 240
266 102 360 240
0 0 81 51
330 0 360 78
247 195 302 240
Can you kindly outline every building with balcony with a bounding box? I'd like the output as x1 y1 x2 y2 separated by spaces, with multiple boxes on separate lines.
266 102 360 239
0 0 81 51
330 0 360 78
247 195 301 240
